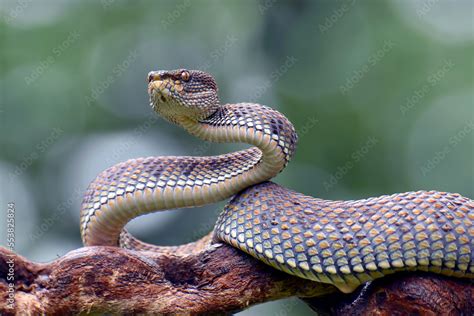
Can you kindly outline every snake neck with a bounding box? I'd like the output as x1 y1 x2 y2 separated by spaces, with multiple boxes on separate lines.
80 102 297 246
181 103 298 182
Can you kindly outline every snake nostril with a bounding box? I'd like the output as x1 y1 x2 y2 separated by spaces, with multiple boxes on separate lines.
147 73 154 83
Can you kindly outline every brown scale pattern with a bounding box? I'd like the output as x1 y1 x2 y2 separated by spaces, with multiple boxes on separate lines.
80 149 261 239
201 103 298 166
80 102 297 245
215 182 474 291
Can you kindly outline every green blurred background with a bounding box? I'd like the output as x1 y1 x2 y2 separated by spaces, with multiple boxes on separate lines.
1 0 473 314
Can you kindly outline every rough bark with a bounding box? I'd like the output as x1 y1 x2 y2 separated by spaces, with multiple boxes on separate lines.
304 273 473 315
0 245 472 315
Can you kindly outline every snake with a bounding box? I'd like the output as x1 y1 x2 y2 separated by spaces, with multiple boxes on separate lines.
80 69 474 293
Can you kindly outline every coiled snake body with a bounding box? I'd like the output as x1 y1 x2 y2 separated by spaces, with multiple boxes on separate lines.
81 69 473 293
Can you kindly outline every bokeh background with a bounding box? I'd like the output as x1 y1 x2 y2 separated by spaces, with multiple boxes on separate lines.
1 0 473 314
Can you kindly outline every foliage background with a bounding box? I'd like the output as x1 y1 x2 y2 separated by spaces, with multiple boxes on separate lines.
1 0 473 314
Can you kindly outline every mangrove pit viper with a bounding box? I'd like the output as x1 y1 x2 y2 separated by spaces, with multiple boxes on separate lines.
80 69 473 293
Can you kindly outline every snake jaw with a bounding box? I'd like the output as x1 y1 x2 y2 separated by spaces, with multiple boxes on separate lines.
148 80 173 99
148 80 187 124
147 69 221 124
147 80 162 95
148 80 176 107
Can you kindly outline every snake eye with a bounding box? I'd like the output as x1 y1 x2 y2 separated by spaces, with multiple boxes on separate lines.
180 71 190 82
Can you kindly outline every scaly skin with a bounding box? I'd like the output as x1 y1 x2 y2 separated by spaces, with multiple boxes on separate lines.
80 69 473 293
215 182 473 292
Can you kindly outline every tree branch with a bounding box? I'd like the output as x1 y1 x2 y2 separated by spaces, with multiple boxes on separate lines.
0 244 334 315
0 244 472 315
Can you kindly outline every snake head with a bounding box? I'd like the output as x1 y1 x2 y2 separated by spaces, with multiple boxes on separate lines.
147 69 220 124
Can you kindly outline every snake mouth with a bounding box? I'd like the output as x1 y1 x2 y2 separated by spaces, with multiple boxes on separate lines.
148 80 173 104
148 80 164 96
